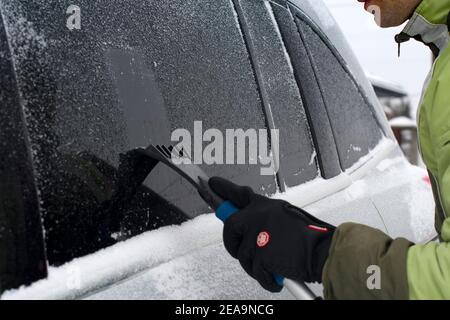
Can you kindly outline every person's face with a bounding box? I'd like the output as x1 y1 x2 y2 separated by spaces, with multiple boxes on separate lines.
357 0 422 27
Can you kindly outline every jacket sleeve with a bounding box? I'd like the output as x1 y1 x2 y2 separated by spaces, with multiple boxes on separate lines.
322 223 413 300
407 137 450 300
406 60 450 300
406 135 450 299
407 233 450 299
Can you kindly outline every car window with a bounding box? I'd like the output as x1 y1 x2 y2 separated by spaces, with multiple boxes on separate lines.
0 0 277 265
237 0 319 188
268 0 342 179
293 12 384 170
289 0 392 138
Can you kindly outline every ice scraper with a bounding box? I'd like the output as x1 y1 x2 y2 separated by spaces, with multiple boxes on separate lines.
134 144 317 300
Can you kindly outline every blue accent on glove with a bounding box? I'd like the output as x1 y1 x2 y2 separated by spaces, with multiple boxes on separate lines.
215 201 239 222
274 273 285 286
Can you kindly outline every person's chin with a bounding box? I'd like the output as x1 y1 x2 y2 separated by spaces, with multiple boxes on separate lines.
370 12 400 28
378 19 403 28
377 20 390 28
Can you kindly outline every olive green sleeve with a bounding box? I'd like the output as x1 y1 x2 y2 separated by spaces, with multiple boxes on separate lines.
322 223 413 300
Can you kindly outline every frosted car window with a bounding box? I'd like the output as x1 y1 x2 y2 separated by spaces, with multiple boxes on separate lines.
0 0 277 264
237 0 319 188
295 15 383 169
269 1 341 179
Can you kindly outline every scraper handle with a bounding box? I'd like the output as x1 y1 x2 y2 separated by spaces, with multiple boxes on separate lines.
215 201 316 299
215 200 239 222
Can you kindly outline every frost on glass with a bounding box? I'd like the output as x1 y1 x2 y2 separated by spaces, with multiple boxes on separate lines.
0 0 277 264
296 17 383 169
289 0 389 136
238 0 319 188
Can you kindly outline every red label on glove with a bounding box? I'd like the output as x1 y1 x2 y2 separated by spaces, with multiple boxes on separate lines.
257 231 270 247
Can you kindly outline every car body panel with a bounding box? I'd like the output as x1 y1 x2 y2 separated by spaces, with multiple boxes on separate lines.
2 136 435 300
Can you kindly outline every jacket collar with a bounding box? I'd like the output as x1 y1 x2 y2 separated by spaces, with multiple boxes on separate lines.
395 0 450 57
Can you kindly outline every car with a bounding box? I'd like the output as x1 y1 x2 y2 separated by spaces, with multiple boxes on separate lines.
0 0 436 299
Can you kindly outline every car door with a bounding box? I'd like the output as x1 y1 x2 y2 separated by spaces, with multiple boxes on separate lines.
0 0 283 297
85 0 393 299
81 0 434 300
84 0 392 300
255 0 389 232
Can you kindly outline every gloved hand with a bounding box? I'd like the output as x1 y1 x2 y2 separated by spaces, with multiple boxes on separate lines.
209 177 336 292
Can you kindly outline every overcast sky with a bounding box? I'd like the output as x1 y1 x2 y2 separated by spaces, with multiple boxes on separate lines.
323 0 431 113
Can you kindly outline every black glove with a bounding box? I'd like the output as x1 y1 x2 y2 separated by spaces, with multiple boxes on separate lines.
209 177 336 292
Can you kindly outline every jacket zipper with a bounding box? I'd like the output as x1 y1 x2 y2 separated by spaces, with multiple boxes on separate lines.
415 56 447 219
430 172 448 219
394 32 411 57
417 55 448 218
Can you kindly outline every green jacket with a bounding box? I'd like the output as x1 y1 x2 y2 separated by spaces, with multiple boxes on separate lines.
322 0 450 300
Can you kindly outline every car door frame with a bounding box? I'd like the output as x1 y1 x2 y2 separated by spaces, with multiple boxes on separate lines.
0 13 47 294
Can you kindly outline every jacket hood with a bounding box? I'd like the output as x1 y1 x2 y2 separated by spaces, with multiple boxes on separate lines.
395 0 450 56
